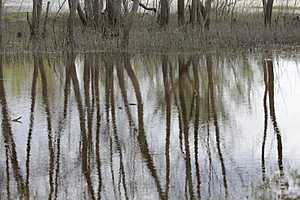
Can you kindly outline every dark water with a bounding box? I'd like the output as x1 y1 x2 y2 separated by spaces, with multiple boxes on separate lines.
0 52 300 200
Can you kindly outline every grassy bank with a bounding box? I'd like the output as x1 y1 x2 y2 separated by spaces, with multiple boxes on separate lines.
2 11 300 53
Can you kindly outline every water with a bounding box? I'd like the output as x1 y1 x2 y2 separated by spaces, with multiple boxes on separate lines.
4 0 68 12
0 51 300 200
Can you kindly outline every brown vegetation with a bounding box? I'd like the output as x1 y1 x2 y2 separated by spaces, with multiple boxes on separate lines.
1 0 300 53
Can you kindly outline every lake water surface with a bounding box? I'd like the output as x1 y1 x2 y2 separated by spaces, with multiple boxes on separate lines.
0 51 300 200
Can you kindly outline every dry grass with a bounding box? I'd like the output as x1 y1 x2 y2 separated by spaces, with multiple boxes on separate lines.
2 11 300 53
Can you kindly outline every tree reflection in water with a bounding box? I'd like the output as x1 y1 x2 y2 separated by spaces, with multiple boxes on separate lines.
0 52 294 200
261 58 286 198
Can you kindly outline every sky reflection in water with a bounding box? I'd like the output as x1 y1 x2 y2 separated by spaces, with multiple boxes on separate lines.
0 52 300 200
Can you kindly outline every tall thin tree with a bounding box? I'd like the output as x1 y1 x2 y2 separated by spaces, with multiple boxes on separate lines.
160 0 170 26
178 0 185 25
262 0 274 26
29 0 43 38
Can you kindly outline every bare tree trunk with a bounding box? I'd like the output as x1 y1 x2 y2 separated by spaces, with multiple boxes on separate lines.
107 0 121 27
85 0 93 24
0 0 2 47
204 0 212 29
131 0 139 13
114 0 121 26
191 0 198 26
105 0 122 36
263 0 274 26
263 0 267 25
197 0 202 24
42 1 50 38
215 0 219 20
178 0 185 26
199 0 212 30
77 3 88 26
85 0 101 26
31 0 43 38
160 0 170 27
106 0 114 25
93 0 100 27
68 0 77 48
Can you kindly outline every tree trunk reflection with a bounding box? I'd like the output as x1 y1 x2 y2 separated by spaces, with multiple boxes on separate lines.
206 55 228 198
178 55 194 200
124 53 165 200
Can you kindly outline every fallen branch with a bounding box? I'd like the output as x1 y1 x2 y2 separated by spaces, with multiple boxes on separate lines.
136 1 156 13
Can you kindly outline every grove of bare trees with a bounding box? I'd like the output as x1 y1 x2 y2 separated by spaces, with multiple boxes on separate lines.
0 0 283 51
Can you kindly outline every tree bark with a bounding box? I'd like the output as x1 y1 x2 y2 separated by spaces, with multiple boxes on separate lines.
42 1 50 38
191 0 198 26
204 0 212 29
77 3 88 26
178 0 185 26
131 0 139 13
93 0 100 26
107 0 121 27
68 0 77 47
84 0 93 24
199 0 212 30
31 0 43 38
0 0 2 47
160 0 170 27
263 0 274 26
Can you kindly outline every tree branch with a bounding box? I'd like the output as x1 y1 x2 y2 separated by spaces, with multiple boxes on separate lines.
136 1 157 13
77 3 87 26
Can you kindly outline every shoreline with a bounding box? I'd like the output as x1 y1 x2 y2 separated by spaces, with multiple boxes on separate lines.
2 12 300 54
